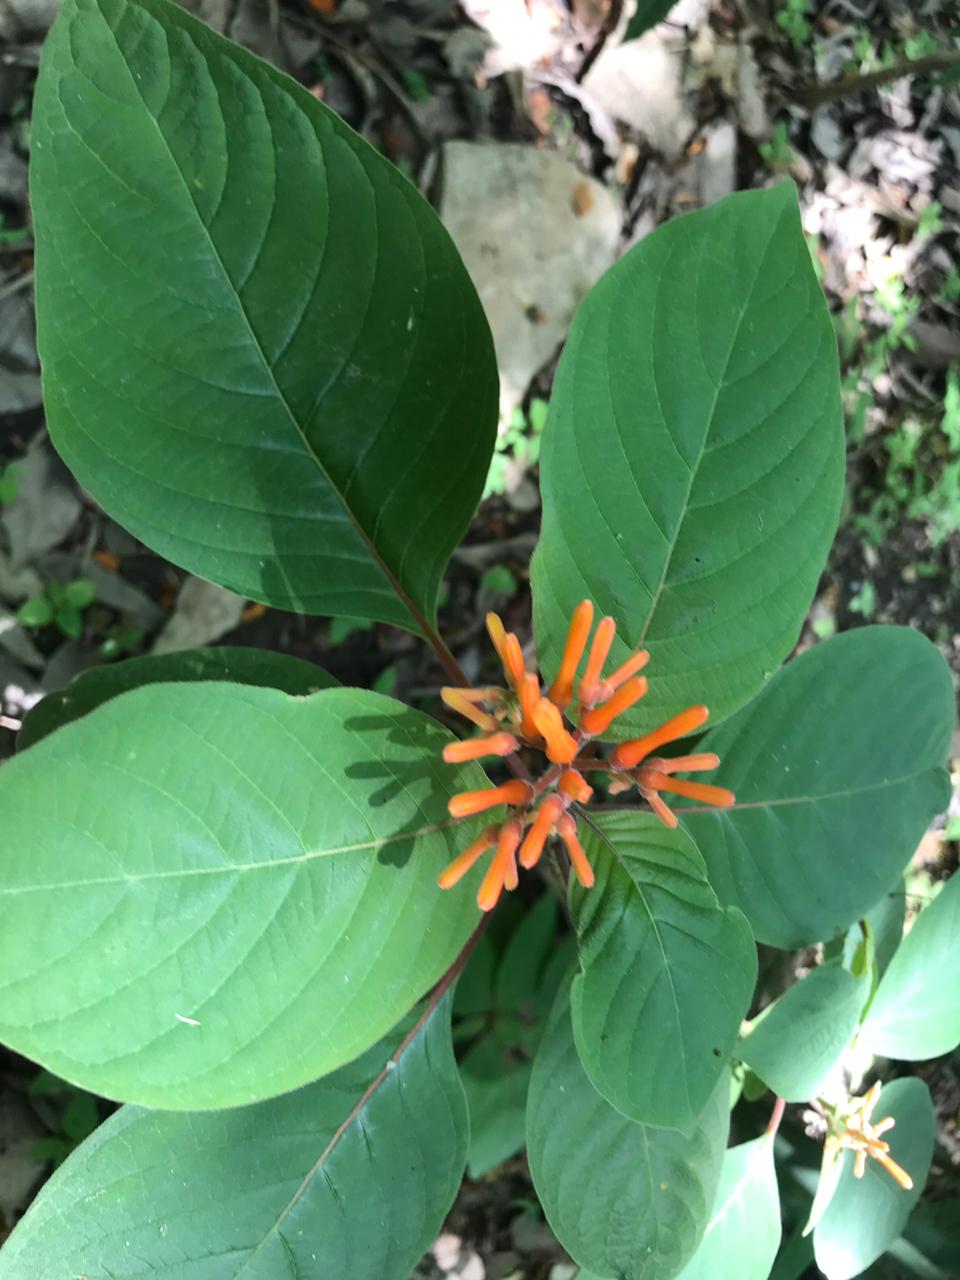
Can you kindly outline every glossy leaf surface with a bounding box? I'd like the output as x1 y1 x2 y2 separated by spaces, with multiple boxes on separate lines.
19 645 337 748
527 979 729 1280
570 813 755 1130
0 995 467 1280
862 870 960 1061
532 183 843 737
814 1079 934 1280
32 0 497 627
0 684 484 1108
679 627 953 947
738 965 863 1102
676 1136 781 1280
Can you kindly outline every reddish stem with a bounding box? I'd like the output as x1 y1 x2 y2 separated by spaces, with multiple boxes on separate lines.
766 1095 786 1137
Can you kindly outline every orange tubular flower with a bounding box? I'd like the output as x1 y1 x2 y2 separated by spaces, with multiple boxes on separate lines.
548 600 594 710
448 779 532 819
598 648 650 701
559 769 593 804
557 813 595 888
519 672 541 740
532 698 578 764
825 1083 914 1191
442 733 518 764
520 795 565 869
501 632 527 692
478 820 523 912
638 768 735 809
579 676 649 736
579 615 616 707
441 687 500 733
610 704 710 770
438 825 500 889
485 612 509 666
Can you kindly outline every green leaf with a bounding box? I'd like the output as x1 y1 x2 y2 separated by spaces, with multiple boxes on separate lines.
738 965 863 1102
570 812 756 1130
62 578 96 609
54 605 83 639
526 977 729 1280
861 870 960 1060
676 1136 782 1280
0 993 468 1280
19 645 338 749
624 0 677 42
814 1079 934 1280
459 1036 531 1178
32 0 497 630
15 596 54 628
0 683 486 1108
679 627 953 947
532 184 843 737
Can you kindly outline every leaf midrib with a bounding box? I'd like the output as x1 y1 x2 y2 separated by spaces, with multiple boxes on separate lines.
0 818 461 896
93 0 426 630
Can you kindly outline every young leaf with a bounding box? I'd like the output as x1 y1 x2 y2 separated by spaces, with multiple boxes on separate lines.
15 596 53 628
861 870 960 1061
532 183 843 737
675 1136 782 1280
0 994 468 1280
678 627 953 947
526 977 729 1280
738 965 863 1102
0 684 486 1109
570 813 756 1131
18 645 338 749
813 1079 934 1280
31 0 497 630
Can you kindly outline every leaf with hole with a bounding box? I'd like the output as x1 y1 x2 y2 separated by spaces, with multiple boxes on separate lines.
0 994 467 1280
526 977 729 1280
0 683 486 1108
570 812 756 1131
678 627 953 947
532 183 844 737
31 0 497 630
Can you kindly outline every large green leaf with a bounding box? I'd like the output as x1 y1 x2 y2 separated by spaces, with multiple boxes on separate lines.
18 645 337 748
861 870 960 1061
678 627 953 947
676 1136 782 1280
814 1079 934 1280
624 1 677 42
738 965 863 1102
31 0 497 629
0 683 486 1108
570 812 755 1131
531 183 843 737
0 993 467 1279
527 977 729 1280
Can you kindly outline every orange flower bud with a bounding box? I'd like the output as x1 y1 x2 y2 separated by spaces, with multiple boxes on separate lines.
477 820 523 911
557 813 595 888
610 705 709 770
639 786 678 829
441 687 499 733
598 648 650 700
579 615 616 707
438 825 499 889
640 769 734 809
548 600 594 710
501 631 526 692
448 780 532 818
648 753 720 774
559 769 593 804
532 699 578 764
579 676 648 736
519 795 564 869
442 732 518 764
486 612 508 664
519 672 541 740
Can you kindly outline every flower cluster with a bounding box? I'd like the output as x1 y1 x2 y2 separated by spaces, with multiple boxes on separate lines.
825 1083 913 1190
438 600 735 911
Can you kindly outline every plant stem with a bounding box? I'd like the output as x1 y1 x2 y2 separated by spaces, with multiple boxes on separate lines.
767 1095 786 1137
793 50 960 110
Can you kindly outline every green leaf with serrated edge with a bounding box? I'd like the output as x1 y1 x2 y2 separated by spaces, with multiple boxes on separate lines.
18 645 338 749
738 965 863 1102
676 1136 781 1280
0 992 467 1280
570 812 755 1131
814 1079 934 1280
531 183 843 738
677 627 953 948
31 0 497 630
0 683 486 1109
527 976 729 1280
861 870 960 1061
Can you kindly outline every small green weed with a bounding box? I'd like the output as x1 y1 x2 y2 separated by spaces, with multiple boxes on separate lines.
17 578 96 640
484 397 548 498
